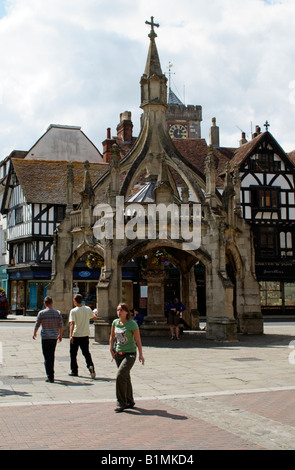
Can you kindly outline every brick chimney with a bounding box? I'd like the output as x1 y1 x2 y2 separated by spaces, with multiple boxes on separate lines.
252 125 261 139
116 111 133 142
239 132 247 146
102 128 115 163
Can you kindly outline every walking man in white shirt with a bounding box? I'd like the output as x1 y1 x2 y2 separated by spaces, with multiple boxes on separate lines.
69 294 98 378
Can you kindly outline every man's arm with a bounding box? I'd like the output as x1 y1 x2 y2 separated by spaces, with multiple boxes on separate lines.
69 321 75 344
32 313 41 340
58 327 63 342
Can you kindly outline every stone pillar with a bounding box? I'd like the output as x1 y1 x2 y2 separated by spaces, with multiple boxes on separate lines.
181 267 199 329
94 241 122 342
237 262 263 335
145 262 166 322
140 258 169 336
205 241 238 341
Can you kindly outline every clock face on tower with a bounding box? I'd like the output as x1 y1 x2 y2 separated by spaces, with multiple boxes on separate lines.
168 123 188 139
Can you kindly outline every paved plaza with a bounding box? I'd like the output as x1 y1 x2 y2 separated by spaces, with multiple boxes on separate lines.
1 316 295 452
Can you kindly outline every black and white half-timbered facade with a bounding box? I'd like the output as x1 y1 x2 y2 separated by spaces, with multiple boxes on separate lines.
1 157 107 314
1 162 64 313
230 128 295 315
0 124 106 314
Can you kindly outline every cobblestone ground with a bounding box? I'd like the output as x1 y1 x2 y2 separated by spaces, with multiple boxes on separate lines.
1 320 295 453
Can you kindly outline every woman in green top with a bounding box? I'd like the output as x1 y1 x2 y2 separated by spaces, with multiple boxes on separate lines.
110 303 145 412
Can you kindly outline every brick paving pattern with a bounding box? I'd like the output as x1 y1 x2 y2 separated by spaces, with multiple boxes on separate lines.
1 319 295 451
0 400 263 450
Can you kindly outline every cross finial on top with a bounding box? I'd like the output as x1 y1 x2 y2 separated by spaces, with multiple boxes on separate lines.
264 120 270 131
145 16 160 39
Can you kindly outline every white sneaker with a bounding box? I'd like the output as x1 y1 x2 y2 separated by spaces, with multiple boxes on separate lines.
89 366 96 379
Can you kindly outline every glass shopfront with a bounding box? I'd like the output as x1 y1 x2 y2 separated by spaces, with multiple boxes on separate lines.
27 281 48 312
10 280 25 314
259 281 295 314
73 281 97 308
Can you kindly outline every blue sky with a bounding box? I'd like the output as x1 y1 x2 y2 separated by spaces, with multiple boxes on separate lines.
1 0 295 157
0 1 6 18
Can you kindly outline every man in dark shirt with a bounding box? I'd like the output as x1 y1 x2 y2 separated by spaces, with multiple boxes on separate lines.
33 296 63 383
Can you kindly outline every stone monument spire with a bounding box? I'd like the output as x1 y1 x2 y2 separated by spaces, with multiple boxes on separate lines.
140 16 167 109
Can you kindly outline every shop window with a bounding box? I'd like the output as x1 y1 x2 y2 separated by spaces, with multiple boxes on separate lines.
27 282 48 311
73 281 97 308
259 281 282 307
285 283 295 306
10 280 25 312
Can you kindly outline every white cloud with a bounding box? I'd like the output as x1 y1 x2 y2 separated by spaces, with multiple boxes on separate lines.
0 0 295 157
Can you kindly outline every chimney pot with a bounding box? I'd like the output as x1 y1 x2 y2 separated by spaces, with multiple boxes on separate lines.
117 111 133 142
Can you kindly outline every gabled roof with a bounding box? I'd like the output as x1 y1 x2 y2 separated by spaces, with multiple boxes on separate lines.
225 131 295 173
226 132 265 171
25 124 103 162
7 159 108 206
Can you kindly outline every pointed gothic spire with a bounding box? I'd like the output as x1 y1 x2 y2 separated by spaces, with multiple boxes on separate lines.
144 16 162 76
81 160 94 200
141 17 167 109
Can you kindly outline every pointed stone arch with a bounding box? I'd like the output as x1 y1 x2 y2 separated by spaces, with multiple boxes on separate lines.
65 241 105 272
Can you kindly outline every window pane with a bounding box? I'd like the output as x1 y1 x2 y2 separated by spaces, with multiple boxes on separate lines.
285 283 295 306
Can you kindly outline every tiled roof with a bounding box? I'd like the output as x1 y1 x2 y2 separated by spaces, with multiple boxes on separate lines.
173 139 208 175
224 133 265 172
173 139 234 186
12 159 109 205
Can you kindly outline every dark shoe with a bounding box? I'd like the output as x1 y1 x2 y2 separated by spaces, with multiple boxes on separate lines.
126 402 135 409
114 406 126 413
46 378 54 383
69 372 78 377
